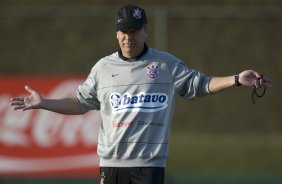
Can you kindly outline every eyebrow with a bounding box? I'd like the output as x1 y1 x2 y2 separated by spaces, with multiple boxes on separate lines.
121 29 138 33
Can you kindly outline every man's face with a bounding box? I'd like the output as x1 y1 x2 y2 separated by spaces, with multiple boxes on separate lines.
116 25 148 59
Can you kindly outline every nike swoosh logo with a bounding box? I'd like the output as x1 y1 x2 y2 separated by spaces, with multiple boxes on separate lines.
112 74 119 77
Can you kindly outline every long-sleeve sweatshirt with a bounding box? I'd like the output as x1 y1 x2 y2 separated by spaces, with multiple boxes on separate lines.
76 46 211 167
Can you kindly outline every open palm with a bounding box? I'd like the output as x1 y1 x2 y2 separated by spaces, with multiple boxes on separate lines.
10 85 43 111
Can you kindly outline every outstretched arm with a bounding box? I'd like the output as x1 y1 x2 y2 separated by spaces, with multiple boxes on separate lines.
208 70 272 94
10 85 83 115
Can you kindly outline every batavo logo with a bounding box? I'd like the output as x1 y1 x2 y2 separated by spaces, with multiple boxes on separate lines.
0 76 101 177
109 92 168 113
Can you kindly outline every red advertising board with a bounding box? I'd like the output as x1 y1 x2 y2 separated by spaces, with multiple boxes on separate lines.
0 75 101 177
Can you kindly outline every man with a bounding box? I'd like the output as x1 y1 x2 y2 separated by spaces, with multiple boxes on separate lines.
10 4 271 184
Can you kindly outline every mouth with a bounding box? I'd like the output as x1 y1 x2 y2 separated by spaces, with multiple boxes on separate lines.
124 42 135 47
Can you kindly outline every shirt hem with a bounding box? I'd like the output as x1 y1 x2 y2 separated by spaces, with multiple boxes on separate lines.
99 157 166 167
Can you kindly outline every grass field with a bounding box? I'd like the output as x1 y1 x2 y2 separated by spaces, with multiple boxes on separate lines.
167 133 282 178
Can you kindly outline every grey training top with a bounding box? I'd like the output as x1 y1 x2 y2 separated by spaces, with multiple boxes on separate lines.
76 47 211 167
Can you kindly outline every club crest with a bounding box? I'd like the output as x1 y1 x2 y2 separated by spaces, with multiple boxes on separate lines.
146 64 159 79
110 93 121 108
133 8 142 19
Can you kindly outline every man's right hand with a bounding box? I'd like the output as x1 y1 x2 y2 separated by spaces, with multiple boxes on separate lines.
10 85 43 111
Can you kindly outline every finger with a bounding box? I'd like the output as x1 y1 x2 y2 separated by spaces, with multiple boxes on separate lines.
10 101 25 106
259 74 264 79
254 81 259 88
23 105 34 111
14 105 26 110
252 71 261 79
10 97 24 102
260 76 272 87
259 78 263 86
25 85 35 94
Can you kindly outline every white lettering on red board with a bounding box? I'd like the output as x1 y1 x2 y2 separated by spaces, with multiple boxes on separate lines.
0 80 101 148
0 79 102 174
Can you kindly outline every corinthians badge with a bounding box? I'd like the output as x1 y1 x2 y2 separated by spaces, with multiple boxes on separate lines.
146 64 159 79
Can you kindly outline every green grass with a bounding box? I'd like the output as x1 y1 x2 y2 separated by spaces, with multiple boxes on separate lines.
167 133 282 176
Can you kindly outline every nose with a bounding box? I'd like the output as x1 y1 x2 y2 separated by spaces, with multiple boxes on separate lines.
125 33 133 41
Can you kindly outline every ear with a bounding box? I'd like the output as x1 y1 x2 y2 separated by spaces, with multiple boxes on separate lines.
143 25 148 35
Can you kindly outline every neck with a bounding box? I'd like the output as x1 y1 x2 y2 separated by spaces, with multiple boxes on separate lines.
118 43 148 61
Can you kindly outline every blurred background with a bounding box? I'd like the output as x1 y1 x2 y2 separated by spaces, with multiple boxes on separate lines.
0 0 282 183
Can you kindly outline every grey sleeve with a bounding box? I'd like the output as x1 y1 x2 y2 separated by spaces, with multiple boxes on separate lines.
76 70 101 113
171 62 211 99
